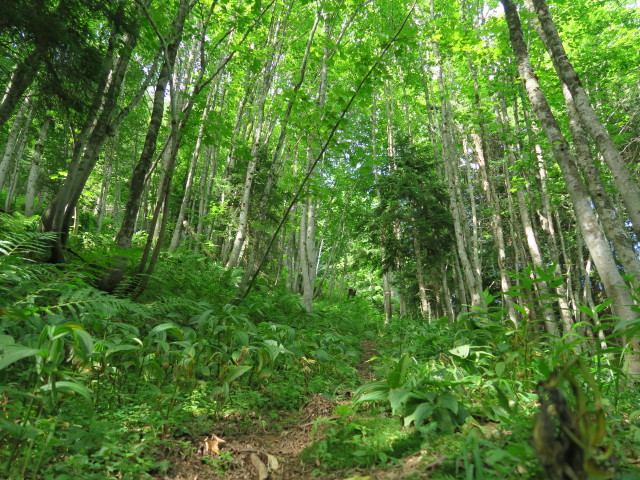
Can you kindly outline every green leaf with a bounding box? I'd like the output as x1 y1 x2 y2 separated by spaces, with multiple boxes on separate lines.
0 345 43 370
71 327 93 359
404 402 435 427
148 322 184 340
494 385 511 412
221 365 251 384
354 381 389 402
434 408 456 433
594 299 612 314
448 345 471 358
387 353 411 389
437 392 458 414
0 417 41 439
106 344 140 355
313 348 331 362
40 381 92 402
389 388 412 415
495 361 506 378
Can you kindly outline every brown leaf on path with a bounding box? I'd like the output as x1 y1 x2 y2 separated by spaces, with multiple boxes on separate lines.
250 452 269 480
201 434 226 455
265 453 279 471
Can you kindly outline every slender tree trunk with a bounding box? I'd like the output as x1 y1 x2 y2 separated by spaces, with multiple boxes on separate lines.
97 0 190 292
473 133 518 327
502 0 640 375
515 183 561 336
372 93 393 323
562 84 640 283
169 88 215 250
226 79 272 270
441 265 455 321
114 0 191 251
0 48 42 129
0 97 32 190
24 115 52 216
95 144 113 233
298 9 333 312
413 221 431 321
525 0 640 239
464 140 482 289
4 104 34 211
435 49 483 308
41 21 141 262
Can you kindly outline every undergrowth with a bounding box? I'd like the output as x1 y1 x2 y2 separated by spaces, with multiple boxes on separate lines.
0 213 375 479
2 213 640 479
300 290 640 479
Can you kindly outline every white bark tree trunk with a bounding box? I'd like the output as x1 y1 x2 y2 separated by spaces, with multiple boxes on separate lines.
169 88 215 251
0 97 32 190
24 115 52 216
502 0 640 375
525 0 640 239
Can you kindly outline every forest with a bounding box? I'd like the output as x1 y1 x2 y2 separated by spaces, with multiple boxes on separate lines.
1 0 640 478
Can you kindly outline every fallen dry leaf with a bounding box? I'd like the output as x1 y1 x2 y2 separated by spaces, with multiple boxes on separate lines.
249 452 269 480
265 453 279 471
201 434 226 455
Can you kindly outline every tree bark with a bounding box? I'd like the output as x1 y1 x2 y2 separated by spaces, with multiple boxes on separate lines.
0 48 43 129
169 88 215 251
434 48 483 309
0 97 32 190
24 115 52 216
472 133 518 327
562 84 640 284
41 18 142 262
525 0 640 239
4 103 34 211
114 0 191 252
502 0 640 375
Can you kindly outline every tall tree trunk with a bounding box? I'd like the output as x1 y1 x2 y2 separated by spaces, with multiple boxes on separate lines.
562 84 640 283
114 0 191 252
41 19 141 262
169 88 215 250
525 0 640 239
0 48 42 129
464 139 482 290
234 7 319 292
4 104 34 211
413 220 431 321
515 181 560 336
472 133 518 327
434 49 483 309
502 0 640 375
24 115 52 216
372 93 393 323
0 97 32 190
298 9 333 312
97 0 191 292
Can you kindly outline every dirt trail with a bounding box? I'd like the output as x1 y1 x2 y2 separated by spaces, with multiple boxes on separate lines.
157 339 429 480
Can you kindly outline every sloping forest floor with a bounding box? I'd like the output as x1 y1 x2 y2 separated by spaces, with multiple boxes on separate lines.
1 215 640 479
159 339 439 480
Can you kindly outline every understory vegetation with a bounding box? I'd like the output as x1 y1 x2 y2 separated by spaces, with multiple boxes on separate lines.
1 214 639 479
2 1 640 477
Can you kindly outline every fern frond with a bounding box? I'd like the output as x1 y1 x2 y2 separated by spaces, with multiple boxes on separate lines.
0 231 57 259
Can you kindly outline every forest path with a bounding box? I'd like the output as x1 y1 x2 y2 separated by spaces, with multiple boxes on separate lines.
157 338 430 480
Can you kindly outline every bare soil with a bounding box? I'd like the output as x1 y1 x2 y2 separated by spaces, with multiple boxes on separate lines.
156 339 435 480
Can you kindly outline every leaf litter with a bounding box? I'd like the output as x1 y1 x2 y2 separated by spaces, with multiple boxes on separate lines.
155 340 438 480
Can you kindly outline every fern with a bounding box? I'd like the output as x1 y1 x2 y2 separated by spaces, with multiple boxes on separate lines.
0 230 150 342
0 231 57 258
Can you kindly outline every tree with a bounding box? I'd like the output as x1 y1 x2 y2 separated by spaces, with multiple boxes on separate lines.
501 0 640 374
